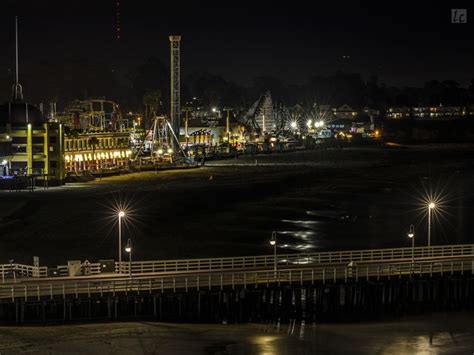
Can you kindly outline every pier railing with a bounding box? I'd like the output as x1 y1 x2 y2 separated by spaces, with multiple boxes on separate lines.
0 264 48 283
1 257 474 301
117 243 474 275
1 243 474 280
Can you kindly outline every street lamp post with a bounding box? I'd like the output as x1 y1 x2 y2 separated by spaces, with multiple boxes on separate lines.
118 211 125 273
125 238 132 278
408 224 415 265
270 231 277 273
428 202 435 249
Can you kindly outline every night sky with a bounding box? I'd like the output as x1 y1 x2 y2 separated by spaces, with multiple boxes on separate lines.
1 1 473 104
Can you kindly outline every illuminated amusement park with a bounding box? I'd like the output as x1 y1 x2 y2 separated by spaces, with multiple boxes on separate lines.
1 4 474 353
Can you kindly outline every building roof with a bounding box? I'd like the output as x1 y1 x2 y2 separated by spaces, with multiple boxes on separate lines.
334 104 356 112
0 101 45 126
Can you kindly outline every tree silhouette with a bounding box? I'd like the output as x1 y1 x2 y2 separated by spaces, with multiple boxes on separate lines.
143 90 162 127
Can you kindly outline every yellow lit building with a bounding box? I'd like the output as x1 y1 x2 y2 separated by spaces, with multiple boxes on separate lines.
64 132 131 173
0 102 64 184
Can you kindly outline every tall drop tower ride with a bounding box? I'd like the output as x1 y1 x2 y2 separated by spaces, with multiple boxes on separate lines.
169 35 181 147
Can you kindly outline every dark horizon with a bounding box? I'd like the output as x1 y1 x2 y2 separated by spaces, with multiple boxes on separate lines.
1 1 473 107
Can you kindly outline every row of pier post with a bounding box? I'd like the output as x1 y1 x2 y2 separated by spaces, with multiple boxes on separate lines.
1 275 473 324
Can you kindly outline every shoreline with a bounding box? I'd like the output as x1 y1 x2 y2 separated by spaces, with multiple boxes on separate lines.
0 311 473 354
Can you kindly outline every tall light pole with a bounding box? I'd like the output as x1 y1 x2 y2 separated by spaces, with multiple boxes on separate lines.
270 231 277 273
428 202 435 248
118 210 125 273
224 108 232 143
125 238 132 278
408 224 415 265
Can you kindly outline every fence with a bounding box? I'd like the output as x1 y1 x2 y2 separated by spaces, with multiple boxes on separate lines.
2 244 474 281
1 257 474 301
0 264 48 283
118 243 474 275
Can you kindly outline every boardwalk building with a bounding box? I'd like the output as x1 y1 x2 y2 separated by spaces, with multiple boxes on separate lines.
0 102 65 185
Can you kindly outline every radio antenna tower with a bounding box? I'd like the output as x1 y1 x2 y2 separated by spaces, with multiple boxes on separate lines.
12 16 23 101
115 0 121 40
169 35 181 147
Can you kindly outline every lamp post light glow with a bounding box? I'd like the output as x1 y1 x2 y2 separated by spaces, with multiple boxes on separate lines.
408 224 415 265
270 231 277 273
428 202 435 248
125 238 132 278
118 210 125 273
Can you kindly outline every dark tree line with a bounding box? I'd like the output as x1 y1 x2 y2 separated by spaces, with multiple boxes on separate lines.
131 59 474 113
2 55 474 114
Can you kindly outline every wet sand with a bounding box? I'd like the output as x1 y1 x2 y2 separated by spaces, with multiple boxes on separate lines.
1 145 474 266
0 312 473 354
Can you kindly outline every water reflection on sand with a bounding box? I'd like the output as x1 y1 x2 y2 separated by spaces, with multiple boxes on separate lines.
1 313 473 354
250 312 473 355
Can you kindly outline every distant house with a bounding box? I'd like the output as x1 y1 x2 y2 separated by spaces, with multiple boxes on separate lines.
411 107 429 118
386 107 411 119
387 105 467 120
402 105 468 119
332 104 358 120
412 105 464 119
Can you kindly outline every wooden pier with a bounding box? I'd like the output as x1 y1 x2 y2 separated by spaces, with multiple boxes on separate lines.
1 244 473 324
